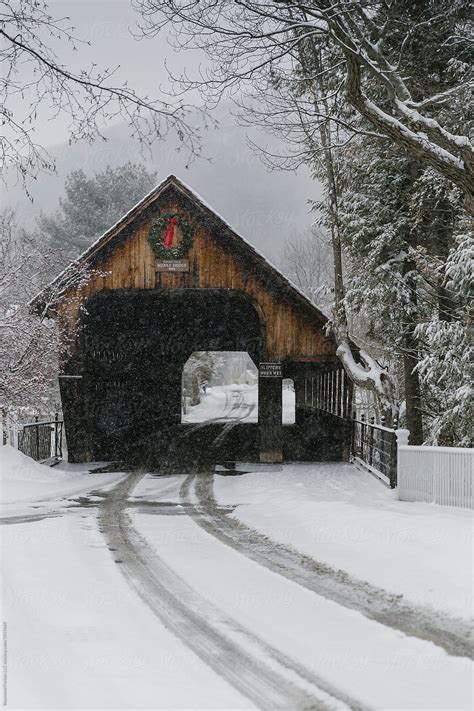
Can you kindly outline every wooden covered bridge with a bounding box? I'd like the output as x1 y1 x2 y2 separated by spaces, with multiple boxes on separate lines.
33 175 353 465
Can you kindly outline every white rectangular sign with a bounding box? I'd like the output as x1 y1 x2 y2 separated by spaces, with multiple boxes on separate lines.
155 259 189 273
259 362 282 378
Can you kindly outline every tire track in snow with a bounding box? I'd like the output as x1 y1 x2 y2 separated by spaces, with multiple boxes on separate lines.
182 469 472 660
99 472 365 711
0 511 62 525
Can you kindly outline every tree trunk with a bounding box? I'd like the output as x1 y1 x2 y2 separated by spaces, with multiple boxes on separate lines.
305 49 397 424
190 375 200 406
402 266 424 444
403 338 424 445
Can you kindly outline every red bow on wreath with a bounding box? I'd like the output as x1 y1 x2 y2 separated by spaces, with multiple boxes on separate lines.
163 216 178 248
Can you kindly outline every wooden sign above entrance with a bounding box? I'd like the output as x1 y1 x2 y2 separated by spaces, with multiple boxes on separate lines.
155 259 189 273
259 362 282 378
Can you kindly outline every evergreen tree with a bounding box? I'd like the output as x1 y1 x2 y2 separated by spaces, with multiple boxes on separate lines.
415 221 473 445
182 353 223 409
38 163 157 260
334 0 471 444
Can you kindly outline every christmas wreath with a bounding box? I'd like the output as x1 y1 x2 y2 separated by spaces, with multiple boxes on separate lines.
148 212 193 259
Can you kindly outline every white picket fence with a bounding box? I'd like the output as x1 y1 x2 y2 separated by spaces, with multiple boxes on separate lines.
398 443 474 509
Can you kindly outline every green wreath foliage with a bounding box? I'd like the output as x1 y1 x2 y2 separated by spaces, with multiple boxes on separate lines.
148 212 193 259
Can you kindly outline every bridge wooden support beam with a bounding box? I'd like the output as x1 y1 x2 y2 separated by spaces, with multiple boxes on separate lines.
258 365 283 463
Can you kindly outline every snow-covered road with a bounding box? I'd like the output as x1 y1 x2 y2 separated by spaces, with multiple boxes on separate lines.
103 472 359 710
132 471 472 710
182 383 296 424
2 450 249 709
213 463 473 623
2 447 473 709
180 469 472 658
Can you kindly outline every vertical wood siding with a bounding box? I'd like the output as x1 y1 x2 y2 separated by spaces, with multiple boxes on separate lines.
57 200 334 360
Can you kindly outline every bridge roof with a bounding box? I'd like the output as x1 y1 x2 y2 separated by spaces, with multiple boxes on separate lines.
31 174 329 329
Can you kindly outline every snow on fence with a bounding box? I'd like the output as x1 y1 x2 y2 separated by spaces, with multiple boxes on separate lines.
397 435 474 510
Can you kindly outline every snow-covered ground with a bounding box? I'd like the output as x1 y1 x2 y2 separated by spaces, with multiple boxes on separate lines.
182 383 295 423
1 445 122 508
133 472 473 710
0 447 249 709
1 445 472 709
214 463 474 621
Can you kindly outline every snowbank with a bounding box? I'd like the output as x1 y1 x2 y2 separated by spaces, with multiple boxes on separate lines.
1 444 69 482
0 445 124 506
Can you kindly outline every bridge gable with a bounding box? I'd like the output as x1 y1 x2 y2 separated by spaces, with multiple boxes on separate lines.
35 175 335 360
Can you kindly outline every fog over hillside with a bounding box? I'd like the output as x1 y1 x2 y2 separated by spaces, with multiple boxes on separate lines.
4 109 322 263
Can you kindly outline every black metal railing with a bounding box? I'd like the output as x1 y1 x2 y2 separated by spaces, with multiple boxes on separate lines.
351 414 397 488
18 414 63 462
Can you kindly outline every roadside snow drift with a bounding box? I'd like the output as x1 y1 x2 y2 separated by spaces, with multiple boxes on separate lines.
0 445 122 505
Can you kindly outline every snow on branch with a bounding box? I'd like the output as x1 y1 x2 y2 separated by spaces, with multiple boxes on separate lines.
135 1 473 212
336 341 397 424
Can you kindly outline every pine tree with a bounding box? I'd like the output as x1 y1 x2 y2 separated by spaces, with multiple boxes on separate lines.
38 163 157 260
329 0 471 443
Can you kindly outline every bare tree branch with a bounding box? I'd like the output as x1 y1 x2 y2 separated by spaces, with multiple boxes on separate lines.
1 0 207 189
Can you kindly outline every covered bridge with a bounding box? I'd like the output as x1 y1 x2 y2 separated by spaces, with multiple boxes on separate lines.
32 175 352 465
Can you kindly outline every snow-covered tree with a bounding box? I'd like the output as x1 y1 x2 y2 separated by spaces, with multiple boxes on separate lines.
415 226 473 446
336 145 424 439
0 209 98 420
281 229 333 312
332 0 471 444
38 163 158 260
335 128 471 444
136 0 473 211
0 210 59 413
182 352 223 408
1 0 203 188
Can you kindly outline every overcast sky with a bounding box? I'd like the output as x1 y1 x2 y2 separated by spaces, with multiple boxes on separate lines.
23 0 205 148
4 1 322 262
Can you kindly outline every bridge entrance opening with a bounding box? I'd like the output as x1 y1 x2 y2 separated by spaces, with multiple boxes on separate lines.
181 352 258 424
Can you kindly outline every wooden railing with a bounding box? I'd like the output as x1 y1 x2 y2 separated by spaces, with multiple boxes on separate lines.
309 367 353 419
351 414 398 488
17 414 63 462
